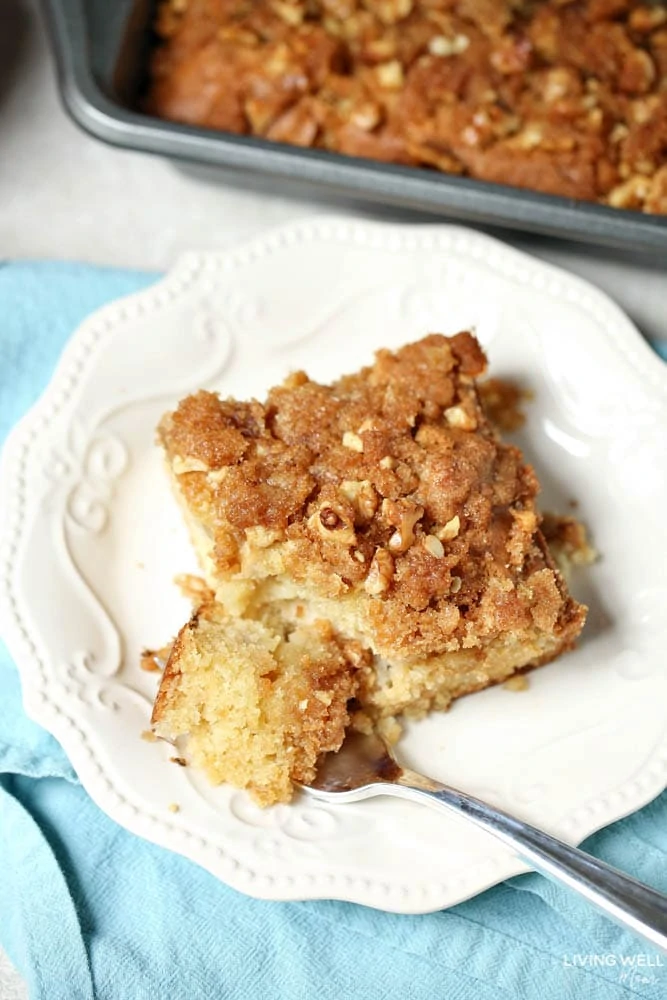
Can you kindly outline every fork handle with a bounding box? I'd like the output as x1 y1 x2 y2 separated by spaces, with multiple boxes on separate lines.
392 768 667 953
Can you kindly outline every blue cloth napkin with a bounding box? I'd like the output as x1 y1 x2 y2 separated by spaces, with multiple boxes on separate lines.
1 260 666 1000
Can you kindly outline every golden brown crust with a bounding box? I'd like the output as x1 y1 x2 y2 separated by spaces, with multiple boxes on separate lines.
151 612 194 727
147 0 667 213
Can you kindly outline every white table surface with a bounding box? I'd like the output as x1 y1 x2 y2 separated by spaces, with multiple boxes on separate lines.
0 0 665 995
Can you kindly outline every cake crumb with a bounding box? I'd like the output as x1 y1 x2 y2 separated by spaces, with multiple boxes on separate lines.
170 756 188 767
141 729 159 742
174 573 215 604
541 513 597 569
140 645 172 672
504 675 529 692
478 378 529 432
168 802 180 813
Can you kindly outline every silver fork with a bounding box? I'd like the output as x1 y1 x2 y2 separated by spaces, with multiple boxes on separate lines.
302 730 667 951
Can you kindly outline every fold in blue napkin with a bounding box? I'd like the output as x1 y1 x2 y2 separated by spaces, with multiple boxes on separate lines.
1 261 666 1000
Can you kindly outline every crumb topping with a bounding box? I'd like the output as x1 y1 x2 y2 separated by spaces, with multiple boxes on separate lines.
148 0 667 214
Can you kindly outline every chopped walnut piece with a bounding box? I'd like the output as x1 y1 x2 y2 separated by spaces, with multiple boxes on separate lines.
364 548 394 595
365 0 413 25
381 498 424 552
608 175 651 208
437 515 461 541
309 506 357 545
376 60 404 89
429 34 469 57
342 430 364 452
340 480 379 519
422 535 445 558
444 405 477 431
271 0 303 25
350 102 382 131
646 166 667 214
629 6 667 32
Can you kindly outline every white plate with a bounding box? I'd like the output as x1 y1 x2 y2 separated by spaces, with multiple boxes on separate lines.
2 218 667 914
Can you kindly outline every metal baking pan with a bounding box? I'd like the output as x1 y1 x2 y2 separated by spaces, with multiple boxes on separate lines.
43 0 667 253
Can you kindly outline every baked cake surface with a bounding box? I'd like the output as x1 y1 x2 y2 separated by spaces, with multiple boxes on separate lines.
152 333 586 803
147 0 667 213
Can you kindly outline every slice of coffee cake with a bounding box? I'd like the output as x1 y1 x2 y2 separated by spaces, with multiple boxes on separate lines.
152 333 586 803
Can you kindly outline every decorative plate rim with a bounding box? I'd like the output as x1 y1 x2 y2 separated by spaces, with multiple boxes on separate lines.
1 216 666 914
